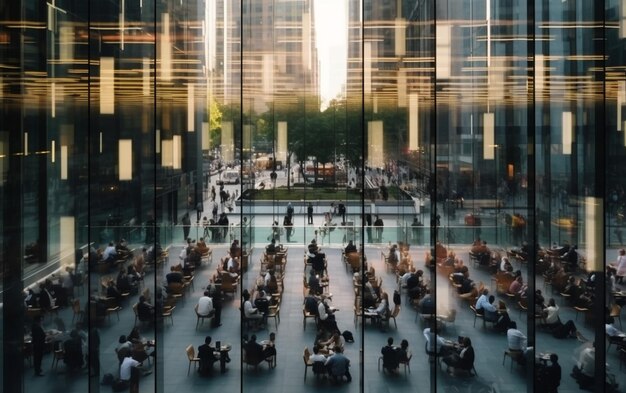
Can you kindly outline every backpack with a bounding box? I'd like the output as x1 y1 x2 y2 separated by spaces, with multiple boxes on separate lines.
342 330 354 343
393 290 401 306
101 373 115 385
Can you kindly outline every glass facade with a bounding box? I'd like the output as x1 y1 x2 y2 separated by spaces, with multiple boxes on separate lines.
1 0 625 392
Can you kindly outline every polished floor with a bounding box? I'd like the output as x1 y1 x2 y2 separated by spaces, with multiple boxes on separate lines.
18 229 625 392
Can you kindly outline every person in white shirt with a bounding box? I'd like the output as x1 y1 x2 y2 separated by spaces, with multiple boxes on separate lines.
423 326 453 356
543 299 560 326
613 249 626 283
572 342 595 388
102 242 117 262
474 289 496 314
506 321 527 351
197 291 214 316
242 290 263 328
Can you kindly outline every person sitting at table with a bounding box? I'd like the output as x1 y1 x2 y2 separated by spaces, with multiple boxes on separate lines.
316 330 344 355
560 244 578 271
137 295 155 322
242 290 264 328
63 329 84 372
325 346 352 383
442 336 475 374
509 274 524 296
261 332 277 363
310 346 328 376
310 251 326 275
344 240 357 255
539 353 561 393
367 292 390 325
254 290 271 324
105 280 123 305
116 267 135 294
266 238 277 254
474 289 495 316
304 292 320 316
116 335 133 363
424 324 454 356
102 242 117 264
118 351 149 390
197 336 220 376
499 257 513 273
380 337 400 373
243 334 264 365
535 290 546 311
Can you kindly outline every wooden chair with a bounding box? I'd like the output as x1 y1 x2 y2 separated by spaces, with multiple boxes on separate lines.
438 309 457 331
303 306 317 331
610 304 623 329
162 306 175 326
195 304 214 330
186 345 200 375
303 347 313 381
399 352 412 374
574 306 589 322
383 304 400 329
267 306 280 329
470 305 484 328
104 297 121 322
220 272 239 298
51 347 65 371
503 349 523 371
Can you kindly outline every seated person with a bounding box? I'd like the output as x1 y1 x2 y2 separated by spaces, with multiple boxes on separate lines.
316 331 344 355
442 336 475 373
242 290 264 327
344 240 357 254
118 352 147 389
102 242 117 263
137 295 155 321
308 270 323 296
606 316 626 347
310 346 328 375
536 353 561 393
317 297 339 333
195 238 210 255
325 346 352 382
493 310 512 333
304 293 320 316
63 330 84 372
243 334 264 365
106 280 123 304
397 339 410 362
197 291 214 317
307 239 319 255
266 239 277 254
261 332 277 362
254 290 271 323
197 336 219 376
571 342 595 389
166 266 184 285
387 245 400 265
310 253 326 275
507 321 528 361
380 337 400 372
230 239 241 258
115 268 133 294
419 289 434 315
366 292 390 322
424 325 454 356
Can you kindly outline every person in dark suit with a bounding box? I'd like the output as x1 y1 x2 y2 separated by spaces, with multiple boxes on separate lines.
443 337 475 373
197 336 219 376
380 337 400 373
31 315 46 376
244 334 264 365
63 330 84 372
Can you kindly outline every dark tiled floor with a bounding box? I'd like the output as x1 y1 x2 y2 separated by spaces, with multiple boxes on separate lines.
18 241 626 393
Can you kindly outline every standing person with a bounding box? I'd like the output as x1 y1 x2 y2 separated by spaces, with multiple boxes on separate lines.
365 213 373 243
31 315 46 376
307 202 314 224
283 215 294 242
286 202 294 221
209 282 223 327
196 202 203 223
374 215 384 243
181 212 191 242
338 201 346 224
